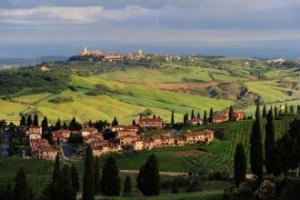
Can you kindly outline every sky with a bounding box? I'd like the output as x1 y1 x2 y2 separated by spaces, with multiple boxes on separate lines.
0 0 300 58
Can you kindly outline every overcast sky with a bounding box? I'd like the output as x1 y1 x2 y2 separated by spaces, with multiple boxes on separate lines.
1 0 300 58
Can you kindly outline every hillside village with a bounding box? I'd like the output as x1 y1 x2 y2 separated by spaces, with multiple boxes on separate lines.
24 108 246 160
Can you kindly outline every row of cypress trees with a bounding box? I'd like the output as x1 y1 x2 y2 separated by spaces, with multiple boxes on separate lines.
234 103 300 187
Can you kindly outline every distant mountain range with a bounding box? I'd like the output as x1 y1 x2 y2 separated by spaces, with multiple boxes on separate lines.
0 56 68 69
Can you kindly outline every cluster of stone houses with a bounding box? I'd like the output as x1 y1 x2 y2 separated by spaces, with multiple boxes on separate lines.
131 130 214 151
27 126 58 160
25 112 244 159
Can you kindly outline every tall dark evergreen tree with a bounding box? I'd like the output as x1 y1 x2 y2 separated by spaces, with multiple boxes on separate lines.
123 176 132 197
53 154 60 183
71 164 80 192
290 105 294 115
137 154 160 196
197 112 200 119
228 106 235 121
234 143 247 187
191 110 195 119
63 122 68 130
26 115 32 126
69 117 82 131
13 168 31 200
33 114 39 126
82 145 95 200
101 156 121 196
94 157 101 194
203 111 208 124
297 105 300 114
20 116 26 126
41 116 48 133
274 106 278 118
112 117 119 126
170 110 175 127
183 113 188 125
262 105 267 118
265 109 276 174
55 118 62 131
255 104 260 119
59 165 76 200
132 119 136 126
209 108 214 123
250 118 264 180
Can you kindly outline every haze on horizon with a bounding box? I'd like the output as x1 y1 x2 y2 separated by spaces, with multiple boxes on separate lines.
0 0 300 58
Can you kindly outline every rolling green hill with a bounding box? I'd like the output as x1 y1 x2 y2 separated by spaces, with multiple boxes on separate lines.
0 56 299 124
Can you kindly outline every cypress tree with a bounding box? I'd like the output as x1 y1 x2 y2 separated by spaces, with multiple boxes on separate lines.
55 118 62 131
183 113 188 125
112 117 119 126
123 176 132 197
132 119 136 126
71 164 80 192
137 154 160 196
53 154 60 183
41 116 48 133
26 115 32 126
13 168 31 200
170 110 175 127
229 106 235 121
234 143 247 187
203 111 208 125
191 110 195 119
101 155 121 196
274 106 278 118
290 105 294 115
60 165 76 200
197 112 200 119
250 118 264 180
209 108 214 123
255 104 260 119
82 145 95 200
63 122 68 130
20 116 26 126
297 105 300 114
265 109 276 174
33 114 39 126
94 157 101 194
262 105 267 118
69 117 82 131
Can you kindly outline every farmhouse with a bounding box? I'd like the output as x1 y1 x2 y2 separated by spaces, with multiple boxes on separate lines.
133 140 144 151
30 139 57 160
27 126 42 136
92 143 121 157
119 135 141 146
138 117 163 129
29 133 41 141
83 133 104 145
174 136 187 146
213 114 229 124
52 129 71 143
184 130 214 144
81 127 98 137
186 118 203 125
160 135 176 147
233 110 245 121
112 125 139 133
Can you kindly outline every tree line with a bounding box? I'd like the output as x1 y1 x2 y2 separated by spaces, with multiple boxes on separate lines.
0 146 161 200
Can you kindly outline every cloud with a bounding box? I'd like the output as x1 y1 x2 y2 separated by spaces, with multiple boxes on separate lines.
0 6 151 25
